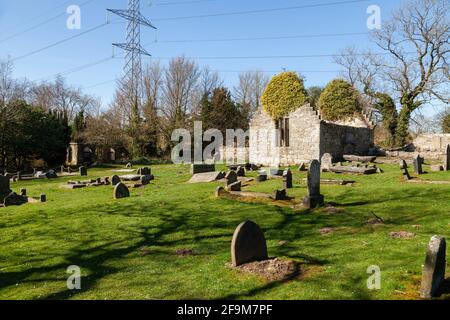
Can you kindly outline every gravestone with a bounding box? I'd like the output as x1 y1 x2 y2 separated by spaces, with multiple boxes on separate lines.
0 175 12 203
190 164 215 175
20 189 26 196
321 153 333 171
215 186 226 198
236 166 246 177
46 169 57 179
430 165 443 172
269 168 283 176
302 160 324 209
79 166 87 176
402 165 411 181
257 170 267 182
225 170 238 186
137 167 151 176
231 221 268 267
399 160 407 169
40 194 46 202
227 181 242 192
140 175 152 185
273 189 288 201
114 182 130 199
3 192 27 207
283 169 293 189
444 144 450 171
111 175 121 186
413 155 423 174
298 163 307 171
126 162 133 168
420 236 446 299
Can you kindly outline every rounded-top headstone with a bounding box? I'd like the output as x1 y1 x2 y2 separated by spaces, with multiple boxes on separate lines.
114 182 130 199
111 175 121 186
308 160 321 196
321 153 333 169
231 220 268 267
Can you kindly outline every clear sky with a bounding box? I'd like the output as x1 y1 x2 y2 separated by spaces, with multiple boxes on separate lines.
0 0 406 108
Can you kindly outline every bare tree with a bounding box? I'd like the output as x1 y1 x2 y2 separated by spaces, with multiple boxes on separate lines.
161 56 200 139
234 70 269 118
334 0 449 145
0 59 27 106
373 0 449 144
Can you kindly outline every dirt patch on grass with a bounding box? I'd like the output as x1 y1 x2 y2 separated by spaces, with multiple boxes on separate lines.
389 231 416 239
176 248 194 256
230 258 299 282
319 227 335 235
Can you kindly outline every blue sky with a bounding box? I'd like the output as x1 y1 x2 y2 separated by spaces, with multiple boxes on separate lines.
0 0 404 108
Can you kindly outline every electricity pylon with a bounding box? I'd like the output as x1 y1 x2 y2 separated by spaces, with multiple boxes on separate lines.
107 0 156 122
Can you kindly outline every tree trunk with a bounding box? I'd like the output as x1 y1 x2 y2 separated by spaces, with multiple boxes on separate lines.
395 105 412 147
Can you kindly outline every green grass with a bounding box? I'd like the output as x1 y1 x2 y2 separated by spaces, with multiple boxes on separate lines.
0 163 449 300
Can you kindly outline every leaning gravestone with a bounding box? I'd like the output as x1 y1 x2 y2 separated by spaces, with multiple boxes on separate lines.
413 155 423 175
283 169 293 189
236 166 246 177
420 236 446 299
231 220 268 267
79 166 87 176
444 144 450 171
302 160 324 209
321 153 333 171
402 165 411 181
111 175 121 186
114 182 130 199
225 170 238 186
399 160 407 169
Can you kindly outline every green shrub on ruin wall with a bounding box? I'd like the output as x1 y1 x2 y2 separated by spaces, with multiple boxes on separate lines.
261 72 308 120
318 79 362 121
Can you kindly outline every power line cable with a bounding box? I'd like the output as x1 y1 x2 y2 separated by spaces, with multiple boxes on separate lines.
152 0 370 21
10 22 110 62
149 32 369 44
0 0 97 45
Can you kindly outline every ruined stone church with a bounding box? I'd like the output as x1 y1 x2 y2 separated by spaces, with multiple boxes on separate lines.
249 104 375 166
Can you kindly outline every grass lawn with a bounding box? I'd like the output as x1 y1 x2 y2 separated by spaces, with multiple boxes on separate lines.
0 163 449 300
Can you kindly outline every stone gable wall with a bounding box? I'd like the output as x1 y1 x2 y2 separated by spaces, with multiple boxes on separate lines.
248 104 374 166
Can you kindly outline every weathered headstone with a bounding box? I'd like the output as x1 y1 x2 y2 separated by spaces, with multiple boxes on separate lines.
321 153 333 171
283 169 293 189
215 186 226 198
236 166 246 177
225 170 238 186
137 167 151 176
126 162 133 168
399 160 407 169
298 163 307 171
402 165 411 181
273 189 288 201
79 166 87 176
257 170 267 182
444 144 450 171
3 192 27 207
46 169 58 179
302 160 324 208
40 194 46 202
413 155 423 175
111 175 121 186
231 221 268 267
227 181 242 192
114 182 130 199
430 165 443 172
140 175 152 185
420 236 446 299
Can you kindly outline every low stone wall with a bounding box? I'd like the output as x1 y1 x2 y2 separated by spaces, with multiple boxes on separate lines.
320 122 374 160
